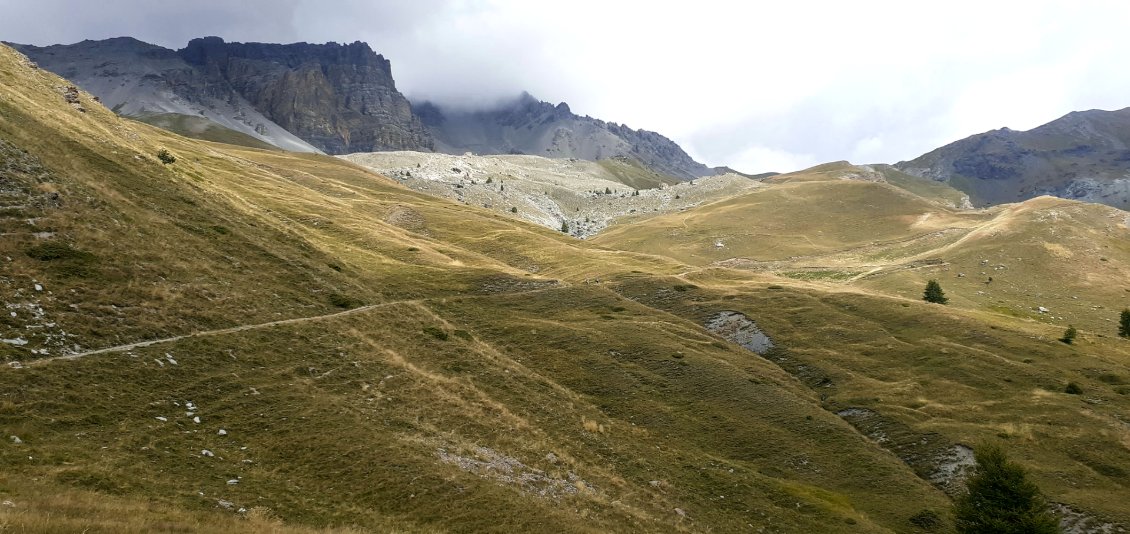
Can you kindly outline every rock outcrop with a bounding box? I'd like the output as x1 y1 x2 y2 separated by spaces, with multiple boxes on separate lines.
897 108 1130 210
178 37 432 154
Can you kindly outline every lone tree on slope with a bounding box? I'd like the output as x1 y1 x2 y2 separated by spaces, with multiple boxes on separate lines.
923 280 948 304
1120 308 1130 338
954 444 1059 534
1060 325 1077 345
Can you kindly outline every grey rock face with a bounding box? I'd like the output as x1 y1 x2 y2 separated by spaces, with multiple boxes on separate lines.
416 93 712 180
11 37 320 153
178 37 432 154
897 109 1130 210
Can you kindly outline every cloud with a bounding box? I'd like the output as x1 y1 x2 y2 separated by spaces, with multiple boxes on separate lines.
3 0 1130 172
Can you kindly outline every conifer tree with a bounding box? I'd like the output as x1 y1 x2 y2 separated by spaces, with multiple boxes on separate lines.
1120 308 1130 338
1060 325 1077 345
954 444 1059 534
923 279 948 304
560 220 569 233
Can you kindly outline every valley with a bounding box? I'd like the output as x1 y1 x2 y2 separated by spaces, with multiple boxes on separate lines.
1 38 1129 534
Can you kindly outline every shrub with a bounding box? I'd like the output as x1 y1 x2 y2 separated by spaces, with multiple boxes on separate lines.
1065 382 1083 395
510 206 518 213
423 326 448 340
327 292 359 309
560 220 569 233
953 444 1058 533
923 279 948 304
1120 308 1130 338
156 149 176 164
909 509 943 530
604 187 612 194
1060 325 1077 345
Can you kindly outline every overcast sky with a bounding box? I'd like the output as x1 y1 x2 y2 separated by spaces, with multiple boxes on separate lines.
3 0 1130 173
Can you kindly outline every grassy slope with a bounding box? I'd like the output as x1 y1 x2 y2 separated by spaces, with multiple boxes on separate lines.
595 161 1130 526
596 157 681 190
0 44 958 533
131 113 281 151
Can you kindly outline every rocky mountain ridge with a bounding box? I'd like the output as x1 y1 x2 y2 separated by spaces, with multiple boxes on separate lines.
897 108 1130 210
416 93 712 180
13 37 712 179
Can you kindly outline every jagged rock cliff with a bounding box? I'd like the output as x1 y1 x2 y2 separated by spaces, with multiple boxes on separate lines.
178 37 432 154
10 37 320 152
14 37 712 178
416 93 712 180
897 108 1130 210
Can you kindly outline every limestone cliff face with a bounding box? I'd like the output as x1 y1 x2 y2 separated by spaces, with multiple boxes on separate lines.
179 37 432 154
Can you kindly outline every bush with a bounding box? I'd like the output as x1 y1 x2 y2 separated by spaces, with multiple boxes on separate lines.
1120 308 1130 338
909 509 943 530
953 444 1058 533
560 220 569 233
327 292 359 309
510 207 518 213
1065 382 1083 395
156 149 176 164
1060 325 1077 345
923 279 948 304
423 326 448 341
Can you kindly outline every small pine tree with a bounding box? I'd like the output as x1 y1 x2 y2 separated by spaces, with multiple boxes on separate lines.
1120 308 1130 338
560 220 569 233
605 187 612 194
485 177 493 184
923 280 948 304
954 444 1059 534
1060 325 1077 345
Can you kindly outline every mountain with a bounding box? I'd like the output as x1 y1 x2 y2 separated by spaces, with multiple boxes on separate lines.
5 40 1130 533
415 93 713 180
9 37 320 153
13 38 713 180
896 108 1130 209
12 36 432 154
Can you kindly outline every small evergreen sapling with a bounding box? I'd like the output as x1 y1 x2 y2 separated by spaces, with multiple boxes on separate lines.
1060 325 1077 345
1120 308 1130 338
923 279 948 304
953 444 1059 534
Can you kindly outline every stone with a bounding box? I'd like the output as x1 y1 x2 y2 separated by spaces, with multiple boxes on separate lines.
201 449 214 457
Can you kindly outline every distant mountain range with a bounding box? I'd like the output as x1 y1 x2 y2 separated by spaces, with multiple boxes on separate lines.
12 37 711 179
897 108 1130 210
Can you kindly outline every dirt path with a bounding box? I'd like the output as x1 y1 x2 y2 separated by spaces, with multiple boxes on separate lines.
28 300 420 367
27 283 572 368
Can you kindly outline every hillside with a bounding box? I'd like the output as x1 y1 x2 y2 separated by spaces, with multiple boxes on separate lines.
3 41 1130 534
897 108 1130 209
342 151 757 237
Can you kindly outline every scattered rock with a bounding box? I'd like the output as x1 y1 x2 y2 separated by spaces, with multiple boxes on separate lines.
705 311 774 354
1038 306 1050 314
193 416 201 424
7 361 22 369
226 479 239 485
10 435 22 444
201 449 214 457
218 429 228 436
217 499 235 510
155 416 168 422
